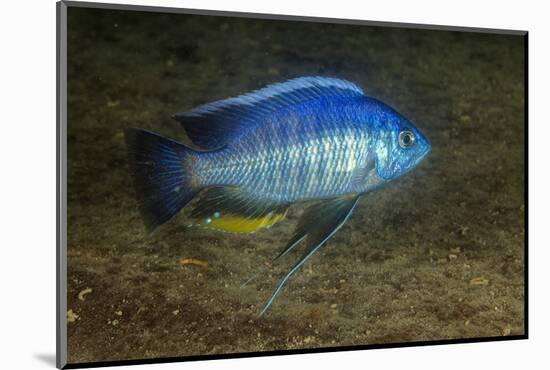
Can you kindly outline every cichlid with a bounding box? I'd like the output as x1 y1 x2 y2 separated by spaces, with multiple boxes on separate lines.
126 77 430 316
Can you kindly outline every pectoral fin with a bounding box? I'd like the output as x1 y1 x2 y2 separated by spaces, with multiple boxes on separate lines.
258 194 361 317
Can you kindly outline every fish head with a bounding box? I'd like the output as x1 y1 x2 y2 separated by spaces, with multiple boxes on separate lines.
372 102 431 181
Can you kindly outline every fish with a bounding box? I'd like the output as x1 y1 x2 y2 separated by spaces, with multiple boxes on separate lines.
125 76 431 316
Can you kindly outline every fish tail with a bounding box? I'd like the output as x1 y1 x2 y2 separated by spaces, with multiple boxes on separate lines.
125 128 201 232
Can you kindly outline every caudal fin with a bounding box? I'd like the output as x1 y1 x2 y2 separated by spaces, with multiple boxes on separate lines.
125 128 199 232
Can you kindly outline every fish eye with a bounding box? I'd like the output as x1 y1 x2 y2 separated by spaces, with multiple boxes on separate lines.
399 130 415 148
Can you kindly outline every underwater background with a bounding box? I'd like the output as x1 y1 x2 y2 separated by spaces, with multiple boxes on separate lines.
66 6 525 363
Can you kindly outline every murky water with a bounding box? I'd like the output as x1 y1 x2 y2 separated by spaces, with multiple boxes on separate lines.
66 7 525 364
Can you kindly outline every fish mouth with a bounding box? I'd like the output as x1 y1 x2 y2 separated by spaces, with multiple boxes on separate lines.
421 144 431 160
412 143 431 168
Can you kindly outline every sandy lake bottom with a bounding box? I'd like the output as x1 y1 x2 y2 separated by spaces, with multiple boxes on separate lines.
65 8 525 363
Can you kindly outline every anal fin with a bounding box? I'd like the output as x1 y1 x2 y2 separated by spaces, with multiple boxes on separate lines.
258 194 361 317
190 187 289 234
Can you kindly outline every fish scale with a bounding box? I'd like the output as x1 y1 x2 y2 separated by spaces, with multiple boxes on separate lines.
196 99 370 202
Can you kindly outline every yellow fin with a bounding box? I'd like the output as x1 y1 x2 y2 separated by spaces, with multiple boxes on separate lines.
190 187 290 233
199 210 287 233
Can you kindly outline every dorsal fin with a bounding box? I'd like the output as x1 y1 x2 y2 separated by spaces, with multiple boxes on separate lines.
173 77 365 149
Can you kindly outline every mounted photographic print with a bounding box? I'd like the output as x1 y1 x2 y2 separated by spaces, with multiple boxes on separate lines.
57 1 527 368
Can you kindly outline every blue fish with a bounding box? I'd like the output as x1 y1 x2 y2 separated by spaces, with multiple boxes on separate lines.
126 77 430 316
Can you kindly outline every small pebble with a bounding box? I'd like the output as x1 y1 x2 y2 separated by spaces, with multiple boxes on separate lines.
460 115 471 124
470 277 489 286
78 288 92 301
67 309 79 323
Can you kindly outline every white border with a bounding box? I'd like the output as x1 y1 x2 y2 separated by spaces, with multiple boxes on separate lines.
2 0 547 369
